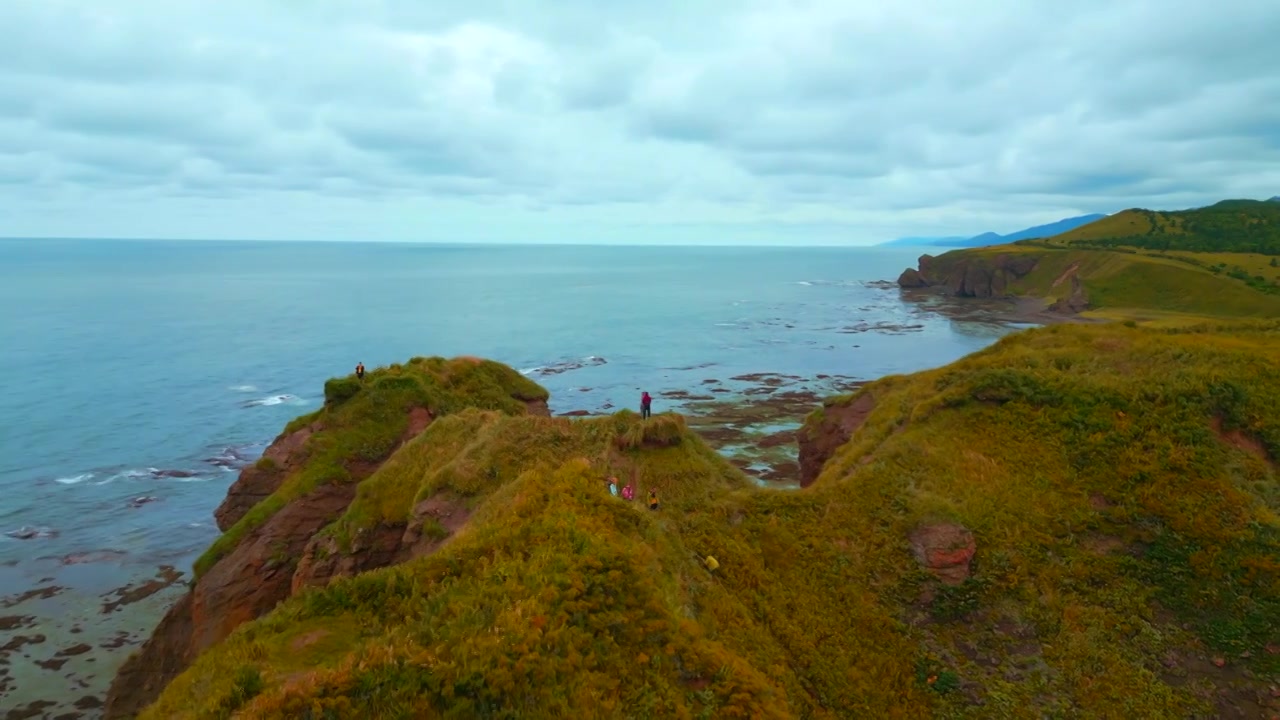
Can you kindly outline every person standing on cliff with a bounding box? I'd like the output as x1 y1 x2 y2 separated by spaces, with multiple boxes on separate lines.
640 391 652 419
356 362 365 381
648 489 659 511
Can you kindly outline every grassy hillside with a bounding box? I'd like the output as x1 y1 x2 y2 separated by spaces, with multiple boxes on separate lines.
1036 199 1280 255
194 356 549 577
142 322 1280 719
914 244 1280 319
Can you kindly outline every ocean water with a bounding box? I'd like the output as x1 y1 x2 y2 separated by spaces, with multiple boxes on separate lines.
0 239 1022 571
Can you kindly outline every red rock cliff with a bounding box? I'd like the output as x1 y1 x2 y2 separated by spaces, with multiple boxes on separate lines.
897 251 1039 298
104 359 549 719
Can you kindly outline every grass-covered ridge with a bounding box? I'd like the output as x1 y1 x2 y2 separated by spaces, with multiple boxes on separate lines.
919 244 1280 319
1040 199 1280 255
194 356 549 577
148 322 1279 718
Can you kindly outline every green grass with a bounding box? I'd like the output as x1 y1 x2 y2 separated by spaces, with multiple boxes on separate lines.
147 322 1280 718
1037 199 1280 254
193 356 549 577
922 245 1280 319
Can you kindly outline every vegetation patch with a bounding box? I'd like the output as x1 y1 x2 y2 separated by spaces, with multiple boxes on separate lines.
194 357 550 577
148 321 1280 718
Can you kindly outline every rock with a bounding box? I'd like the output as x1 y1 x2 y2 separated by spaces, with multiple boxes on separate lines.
897 267 929 288
5 526 58 540
526 356 607 377
400 493 474 559
213 421 320 532
56 643 93 657
105 483 356 720
128 496 159 508
292 522 405 594
909 523 977 585
149 469 198 479
797 393 877 488
105 383 537 719
896 252 1039 298
1048 273 1090 314
559 410 592 417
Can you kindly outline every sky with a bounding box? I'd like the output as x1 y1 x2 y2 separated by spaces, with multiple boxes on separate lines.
1 0 1278 246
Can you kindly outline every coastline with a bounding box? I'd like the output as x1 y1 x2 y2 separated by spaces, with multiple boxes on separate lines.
0 286 1051 719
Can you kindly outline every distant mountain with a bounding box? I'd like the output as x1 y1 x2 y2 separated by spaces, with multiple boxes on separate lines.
879 235 969 247
1269 196 1280 203
881 214 1107 249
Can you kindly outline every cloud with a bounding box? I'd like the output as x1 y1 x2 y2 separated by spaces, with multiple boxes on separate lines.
0 0 1278 244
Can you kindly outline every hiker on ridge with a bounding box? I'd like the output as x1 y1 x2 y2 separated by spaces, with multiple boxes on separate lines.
648 489 659 511
608 477 619 497
356 362 365 381
640 391 652 419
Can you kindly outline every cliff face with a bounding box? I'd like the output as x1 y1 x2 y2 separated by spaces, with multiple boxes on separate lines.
796 392 876 487
897 251 1039 297
103 357 550 720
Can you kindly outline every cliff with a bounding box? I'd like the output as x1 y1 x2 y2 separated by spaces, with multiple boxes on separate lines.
117 322 1280 719
103 356 551 719
897 245 1280 320
896 251 1039 298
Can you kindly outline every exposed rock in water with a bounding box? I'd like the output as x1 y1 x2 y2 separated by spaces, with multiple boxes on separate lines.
525 356 607 377
4 526 58 540
896 252 1039 298
909 523 977 586
797 393 876 488
897 267 928 288
149 469 198 479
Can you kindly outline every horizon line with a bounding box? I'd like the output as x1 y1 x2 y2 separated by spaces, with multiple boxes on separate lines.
0 235 924 249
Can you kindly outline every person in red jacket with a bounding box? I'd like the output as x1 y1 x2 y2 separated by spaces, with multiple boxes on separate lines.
640 391 652 419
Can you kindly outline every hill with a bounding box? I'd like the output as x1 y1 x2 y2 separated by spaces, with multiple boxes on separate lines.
896 199 1280 321
113 327 1280 718
897 245 1280 322
881 214 1106 248
1040 199 1280 255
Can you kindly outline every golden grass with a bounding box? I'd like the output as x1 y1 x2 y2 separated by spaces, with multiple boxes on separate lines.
146 321 1280 718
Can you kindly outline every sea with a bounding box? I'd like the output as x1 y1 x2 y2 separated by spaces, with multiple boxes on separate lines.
0 238 1028 716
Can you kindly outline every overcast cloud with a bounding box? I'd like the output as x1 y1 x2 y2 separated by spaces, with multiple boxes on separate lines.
1 0 1278 245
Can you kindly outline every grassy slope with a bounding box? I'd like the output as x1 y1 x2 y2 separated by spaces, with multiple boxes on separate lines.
146 322 1279 719
194 356 549 577
1040 200 1280 255
931 243 1280 319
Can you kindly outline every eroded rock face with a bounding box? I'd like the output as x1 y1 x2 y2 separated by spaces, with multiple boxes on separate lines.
292 522 405 594
897 252 1039 298
214 422 320 532
908 523 977 586
897 267 929 288
104 407 440 719
1048 273 1090 314
797 393 877 488
291 492 474 593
